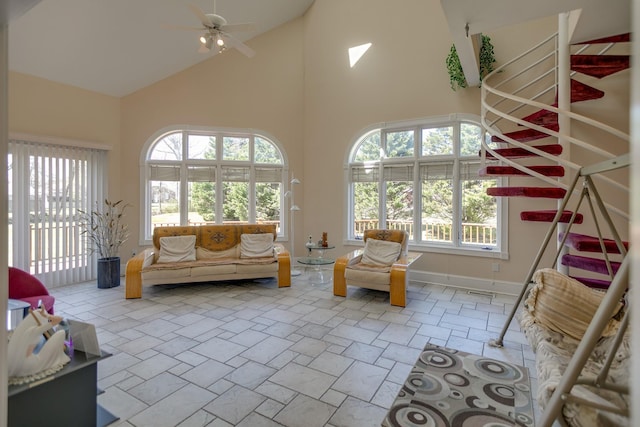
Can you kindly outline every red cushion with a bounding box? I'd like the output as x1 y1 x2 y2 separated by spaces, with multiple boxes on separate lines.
8 267 55 314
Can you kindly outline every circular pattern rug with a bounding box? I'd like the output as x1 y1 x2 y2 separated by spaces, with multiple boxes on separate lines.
383 344 534 427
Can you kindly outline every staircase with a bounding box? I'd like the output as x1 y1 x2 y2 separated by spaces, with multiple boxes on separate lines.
479 31 631 289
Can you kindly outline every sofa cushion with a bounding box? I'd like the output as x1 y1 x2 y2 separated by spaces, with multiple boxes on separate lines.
524 268 623 341
240 233 274 258
196 245 239 260
157 235 197 263
236 263 278 274
361 239 401 267
190 264 237 277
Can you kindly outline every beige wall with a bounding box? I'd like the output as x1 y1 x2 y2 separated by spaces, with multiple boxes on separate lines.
7 2 630 289
8 72 122 198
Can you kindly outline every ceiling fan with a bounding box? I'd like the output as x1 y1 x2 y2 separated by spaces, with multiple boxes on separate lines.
176 1 256 57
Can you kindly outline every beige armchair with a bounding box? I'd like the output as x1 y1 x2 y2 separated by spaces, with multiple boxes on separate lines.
333 229 422 307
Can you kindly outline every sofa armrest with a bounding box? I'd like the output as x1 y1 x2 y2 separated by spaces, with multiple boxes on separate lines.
275 244 291 288
333 249 364 297
389 252 422 306
125 248 154 299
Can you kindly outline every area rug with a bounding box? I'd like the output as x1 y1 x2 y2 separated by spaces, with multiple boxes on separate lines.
382 343 534 427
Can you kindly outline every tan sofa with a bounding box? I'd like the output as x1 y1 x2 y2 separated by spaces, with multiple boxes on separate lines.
125 224 291 299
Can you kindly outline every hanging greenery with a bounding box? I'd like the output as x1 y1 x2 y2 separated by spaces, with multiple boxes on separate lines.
446 35 496 91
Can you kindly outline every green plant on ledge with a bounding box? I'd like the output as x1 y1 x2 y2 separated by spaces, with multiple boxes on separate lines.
446 35 496 91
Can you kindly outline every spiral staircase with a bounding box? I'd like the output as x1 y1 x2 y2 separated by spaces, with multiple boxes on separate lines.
480 31 630 289
478 23 631 427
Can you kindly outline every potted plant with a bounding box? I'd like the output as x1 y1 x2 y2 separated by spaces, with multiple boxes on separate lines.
78 199 131 288
446 34 496 90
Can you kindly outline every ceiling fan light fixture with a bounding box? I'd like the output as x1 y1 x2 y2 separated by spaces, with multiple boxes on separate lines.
216 35 225 47
199 33 213 49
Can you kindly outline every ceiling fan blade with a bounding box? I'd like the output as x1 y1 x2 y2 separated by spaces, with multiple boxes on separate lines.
222 33 255 58
220 22 257 33
188 3 211 27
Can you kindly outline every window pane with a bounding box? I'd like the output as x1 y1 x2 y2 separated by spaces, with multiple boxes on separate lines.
151 180 180 228
385 130 414 158
223 182 249 222
256 182 281 232
354 132 381 162
255 137 282 164
422 126 453 156
188 135 215 160
223 136 250 161
150 133 182 160
353 182 379 239
386 180 414 239
421 172 453 243
189 180 215 224
461 177 497 247
460 123 483 156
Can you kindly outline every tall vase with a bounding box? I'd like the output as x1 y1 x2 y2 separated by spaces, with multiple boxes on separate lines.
97 257 121 289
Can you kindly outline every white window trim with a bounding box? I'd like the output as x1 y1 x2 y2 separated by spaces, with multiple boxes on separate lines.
343 114 509 259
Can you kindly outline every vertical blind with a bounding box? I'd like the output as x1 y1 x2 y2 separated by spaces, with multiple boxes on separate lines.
9 139 107 286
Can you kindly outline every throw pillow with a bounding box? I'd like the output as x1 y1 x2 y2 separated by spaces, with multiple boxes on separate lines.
524 268 622 341
157 235 197 263
360 238 401 267
240 233 274 258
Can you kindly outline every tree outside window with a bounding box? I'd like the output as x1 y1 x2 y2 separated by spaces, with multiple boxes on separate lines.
348 116 500 251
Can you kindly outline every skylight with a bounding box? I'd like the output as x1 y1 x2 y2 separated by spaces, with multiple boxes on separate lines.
348 43 372 68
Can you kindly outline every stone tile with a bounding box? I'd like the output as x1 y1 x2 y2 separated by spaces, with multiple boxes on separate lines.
224 360 276 389
181 359 234 388
380 343 422 365
332 361 388 401
274 394 336 427
229 329 269 347
371 380 401 407
128 353 180 380
176 410 216 427
269 362 336 399
128 383 216 427
191 337 247 362
236 412 283 427
204 385 265 425
254 381 298 404
377 323 418 345
289 336 328 357
329 324 379 344
128 372 188 405
328 396 388 427
153 336 200 357
308 351 354 377
342 342 384 364
255 398 284 419
240 335 294 364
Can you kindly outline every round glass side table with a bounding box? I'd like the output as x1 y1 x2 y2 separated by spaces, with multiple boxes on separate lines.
298 245 335 284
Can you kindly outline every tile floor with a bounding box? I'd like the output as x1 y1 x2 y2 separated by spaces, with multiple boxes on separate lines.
50 272 540 427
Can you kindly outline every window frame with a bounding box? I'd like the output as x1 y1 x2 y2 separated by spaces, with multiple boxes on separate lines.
140 126 289 245
344 114 508 259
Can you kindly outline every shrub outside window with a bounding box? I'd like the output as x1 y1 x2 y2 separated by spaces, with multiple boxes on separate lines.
143 128 285 242
347 115 503 255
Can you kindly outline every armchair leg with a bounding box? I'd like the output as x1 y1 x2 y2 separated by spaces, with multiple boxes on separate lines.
389 267 407 307
333 259 347 297
277 253 292 288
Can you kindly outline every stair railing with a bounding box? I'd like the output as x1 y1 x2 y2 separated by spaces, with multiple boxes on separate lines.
480 31 630 219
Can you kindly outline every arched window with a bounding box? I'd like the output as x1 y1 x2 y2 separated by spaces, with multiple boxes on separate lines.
346 114 506 257
141 127 287 242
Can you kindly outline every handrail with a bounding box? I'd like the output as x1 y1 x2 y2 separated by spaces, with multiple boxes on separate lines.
480 31 630 220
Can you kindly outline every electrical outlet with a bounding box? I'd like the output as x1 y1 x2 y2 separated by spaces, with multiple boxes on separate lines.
492 262 500 272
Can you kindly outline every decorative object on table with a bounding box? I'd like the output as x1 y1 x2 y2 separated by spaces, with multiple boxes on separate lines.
382 343 533 427
78 199 131 288
306 235 314 254
322 231 328 247
7 306 71 385
284 174 302 276
8 266 56 314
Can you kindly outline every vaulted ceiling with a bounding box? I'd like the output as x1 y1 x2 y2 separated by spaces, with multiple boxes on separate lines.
8 0 314 97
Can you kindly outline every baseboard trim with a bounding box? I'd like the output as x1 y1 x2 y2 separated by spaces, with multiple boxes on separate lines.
409 269 523 296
